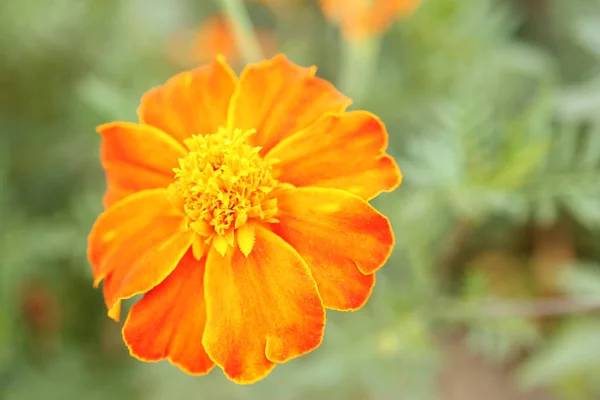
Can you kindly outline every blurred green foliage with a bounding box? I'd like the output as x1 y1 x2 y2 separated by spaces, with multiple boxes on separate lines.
3 0 600 399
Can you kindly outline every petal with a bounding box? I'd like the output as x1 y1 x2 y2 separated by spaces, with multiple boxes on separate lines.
87 188 194 321
270 187 394 310
98 122 187 208
267 111 402 200
88 189 175 283
203 224 325 384
138 56 237 144
122 250 215 375
103 185 134 209
228 54 351 154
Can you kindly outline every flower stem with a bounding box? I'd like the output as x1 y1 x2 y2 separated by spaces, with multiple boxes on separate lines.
217 0 264 63
338 35 383 103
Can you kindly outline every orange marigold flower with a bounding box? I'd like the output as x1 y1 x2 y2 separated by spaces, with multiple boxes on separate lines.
88 54 401 384
320 0 421 40
168 15 278 67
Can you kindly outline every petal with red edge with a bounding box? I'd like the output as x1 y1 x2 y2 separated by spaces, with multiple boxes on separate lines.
228 54 351 154
138 56 237 144
98 122 186 208
267 111 401 200
203 224 325 384
87 188 194 321
123 250 214 375
270 187 394 310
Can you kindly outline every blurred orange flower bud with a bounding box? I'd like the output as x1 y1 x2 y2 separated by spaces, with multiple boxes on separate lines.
320 0 421 41
168 15 278 68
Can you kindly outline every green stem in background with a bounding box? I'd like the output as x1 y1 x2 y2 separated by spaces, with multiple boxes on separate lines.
338 35 383 104
217 0 264 63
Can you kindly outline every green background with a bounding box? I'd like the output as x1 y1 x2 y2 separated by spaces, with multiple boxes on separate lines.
3 0 600 399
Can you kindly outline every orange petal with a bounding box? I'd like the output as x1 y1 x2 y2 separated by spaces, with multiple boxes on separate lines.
270 187 394 310
87 188 194 321
267 110 401 200
228 54 351 154
88 189 175 283
203 224 325 384
138 56 237 144
122 250 215 375
103 185 135 210
98 122 187 208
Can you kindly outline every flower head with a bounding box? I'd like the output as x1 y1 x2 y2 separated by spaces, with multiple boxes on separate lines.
168 15 278 67
320 0 421 40
88 54 401 384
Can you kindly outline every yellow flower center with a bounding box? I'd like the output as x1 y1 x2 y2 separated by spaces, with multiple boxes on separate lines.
170 127 278 256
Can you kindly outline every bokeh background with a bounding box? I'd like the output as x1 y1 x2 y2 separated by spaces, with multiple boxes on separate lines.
3 0 600 399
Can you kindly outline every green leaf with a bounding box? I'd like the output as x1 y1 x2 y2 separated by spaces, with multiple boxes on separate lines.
490 141 550 189
563 196 600 227
559 263 600 297
579 124 600 169
518 317 600 387
573 17 600 59
531 195 558 228
518 318 600 389
465 315 541 363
